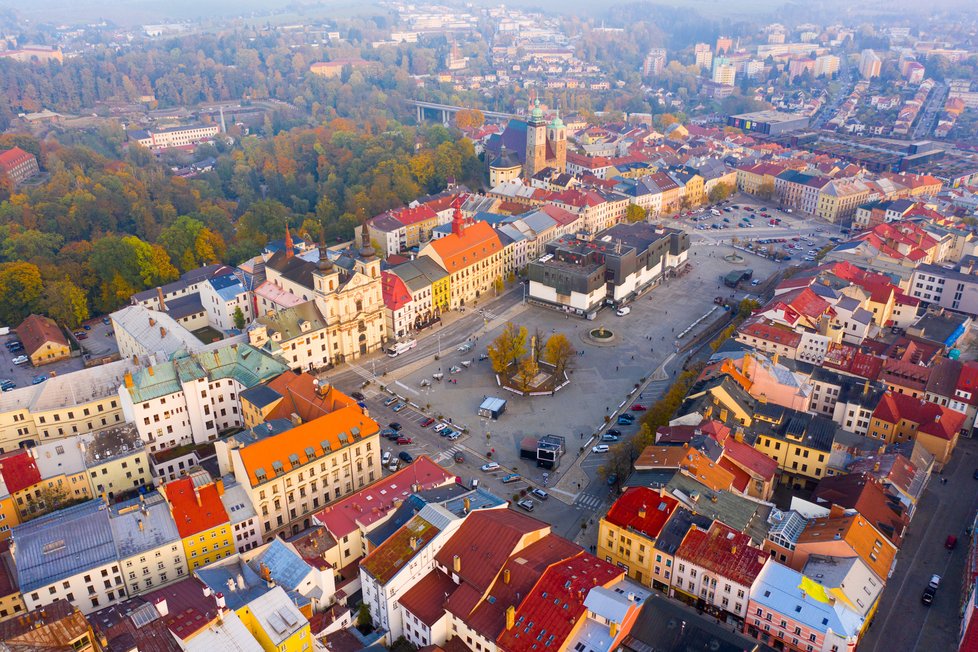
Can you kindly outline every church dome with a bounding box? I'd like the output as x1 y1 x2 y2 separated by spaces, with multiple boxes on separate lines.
530 99 544 121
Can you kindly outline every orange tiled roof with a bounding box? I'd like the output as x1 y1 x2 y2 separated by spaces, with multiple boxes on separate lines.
428 221 502 274
238 404 380 486
164 478 230 538
262 371 357 423
797 512 896 580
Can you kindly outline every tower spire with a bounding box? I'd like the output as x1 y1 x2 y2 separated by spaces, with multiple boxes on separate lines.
284 224 294 259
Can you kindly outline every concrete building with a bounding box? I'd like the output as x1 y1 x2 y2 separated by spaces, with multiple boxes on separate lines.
12 499 127 614
694 43 713 70
200 274 253 332
909 258 978 316
247 301 331 372
163 477 234 571
728 111 809 136
129 124 220 149
712 58 737 86
528 223 689 316
111 304 206 362
859 50 882 80
0 147 39 185
598 488 679 588
109 492 187 596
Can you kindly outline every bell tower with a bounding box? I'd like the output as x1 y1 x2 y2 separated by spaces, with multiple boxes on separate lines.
547 108 567 173
525 98 547 179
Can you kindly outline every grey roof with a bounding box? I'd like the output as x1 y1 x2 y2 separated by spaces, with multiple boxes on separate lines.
0 358 137 415
12 499 117 592
109 492 181 559
239 384 283 409
254 301 327 344
248 539 312 592
666 474 774 545
111 304 204 357
220 478 258 526
653 506 712 555
584 585 634 623
165 293 206 319
390 257 449 293
84 424 144 467
245 586 305 645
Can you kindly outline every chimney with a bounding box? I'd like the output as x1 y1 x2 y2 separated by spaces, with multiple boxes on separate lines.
503 568 511 584
124 371 134 389
731 545 737 555
216 592 226 609
463 497 471 513
154 597 169 617
215 478 225 495
160 326 166 338
203 586 212 597
409 537 418 551
148 366 154 377
453 554 461 573
610 621 618 638
829 504 846 518
149 317 156 327
138 519 144 531
638 505 647 519
505 605 516 630
156 287 166 312
195 488 202 507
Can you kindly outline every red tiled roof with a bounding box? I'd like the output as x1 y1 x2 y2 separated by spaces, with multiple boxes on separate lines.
550 188 605 208
399 569 456 626
0 147 34 171
720 437 778 481
604 488 678 540
495 552 622 652
872 391 966 440
812 473 908 544
436 509 548 591
15 314 67 356
163 478 230 538
393 204 438 226
0 449 41 494
381 271 412 311
314 456 455 540
737 319 802 348
537 203 579 227
675 522 765 588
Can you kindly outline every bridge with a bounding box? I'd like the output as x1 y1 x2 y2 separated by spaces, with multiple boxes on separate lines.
406 100 517 125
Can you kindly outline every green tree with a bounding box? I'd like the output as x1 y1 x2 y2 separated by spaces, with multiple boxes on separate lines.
708 183 736 203
2 230 64 263
233 306 246 330
0 262 43 326
487 322 527 373
41 278 89 329
625 204 646 223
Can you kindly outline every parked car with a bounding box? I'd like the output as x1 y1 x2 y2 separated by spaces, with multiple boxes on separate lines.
398 451 414 463
617 415 636 425
396 436 413 445
501 474 521 483
601 434 619 442
388 459 399 472
433 423 448 433
380 429 399 439
454 452 465 463
392 402 406 412
481 462 500 472
102 317 111 325
382 451 391 464
383 396 398 407
420 417 436 427
946 535 958 550
607 473 618 486
388 422 403 431
592 445 610 453
12 355 29 365
446 432 460 441
31 375 46 385
516 499 535 512
351 391 366 401
630 404 647 411
531 488 549 500
616 306 631 316
606 428 622 437
0 380 15 392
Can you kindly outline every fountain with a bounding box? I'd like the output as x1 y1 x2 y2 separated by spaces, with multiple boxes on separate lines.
588 326 615 343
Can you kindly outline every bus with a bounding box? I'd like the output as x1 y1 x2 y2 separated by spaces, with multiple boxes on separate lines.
387 339 417 357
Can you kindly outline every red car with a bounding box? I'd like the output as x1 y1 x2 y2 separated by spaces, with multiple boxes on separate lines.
420 417 435 427
631 404 648 411
396 437 413 445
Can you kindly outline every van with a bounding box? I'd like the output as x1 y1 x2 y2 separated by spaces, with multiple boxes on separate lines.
387 339 417 357
710 208 721 216
470 479 479 489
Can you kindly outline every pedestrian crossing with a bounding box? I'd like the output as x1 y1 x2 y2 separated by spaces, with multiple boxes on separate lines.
433 445 465 464
575 493 604 509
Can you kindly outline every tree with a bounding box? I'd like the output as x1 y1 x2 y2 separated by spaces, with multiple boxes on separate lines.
757 179 775 200
41 278 89 329
233 306 246 330
514 356 540 392
542 332 573 377
0 262 43 326
625 204 646 223
455 108 485 130
487 322 527 373
356 603 373 632
708 183 736 203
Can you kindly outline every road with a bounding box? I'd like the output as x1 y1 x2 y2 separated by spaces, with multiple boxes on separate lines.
911 81 947 140
810 56 854 131
859 436 978 652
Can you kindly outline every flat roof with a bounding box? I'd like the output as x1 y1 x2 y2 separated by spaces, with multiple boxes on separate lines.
730 110 809 123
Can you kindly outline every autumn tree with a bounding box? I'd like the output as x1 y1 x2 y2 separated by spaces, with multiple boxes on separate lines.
0 262 42 326
542 333 573 377
41 278 89 328
159 215 226 272
488 322 527 373
625 204 646 223
708 183 736 203
514 356 540 392
757 179 775 200
455 108 485 130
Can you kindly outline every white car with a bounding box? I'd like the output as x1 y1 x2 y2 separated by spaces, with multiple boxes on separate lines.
382 451 392 464
592 445 610 453
447 432 460 441
12 355 28 365
481 462 500 472
433 423 448 433
616 306 631 316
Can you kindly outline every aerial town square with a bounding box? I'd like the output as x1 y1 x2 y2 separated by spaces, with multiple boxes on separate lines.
1 1 978 651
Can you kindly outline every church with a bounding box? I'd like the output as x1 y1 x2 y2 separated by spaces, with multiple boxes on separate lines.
486 100 567 185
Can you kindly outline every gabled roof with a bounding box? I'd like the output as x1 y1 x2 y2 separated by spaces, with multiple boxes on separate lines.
495 552 622 652
163 478 229 538
751 562 862 637
381 270 412 311
398 569 456 627
675 522 765 587
812 473 908 544
16 314 68 356
797 512 896 581
0 449 41 494
603 488 678 540
871 391 966 440
426 221 503 274
361 514 442 585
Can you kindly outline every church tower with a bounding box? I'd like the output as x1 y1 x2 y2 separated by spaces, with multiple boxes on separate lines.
547 109 567 173
524 99 547 179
